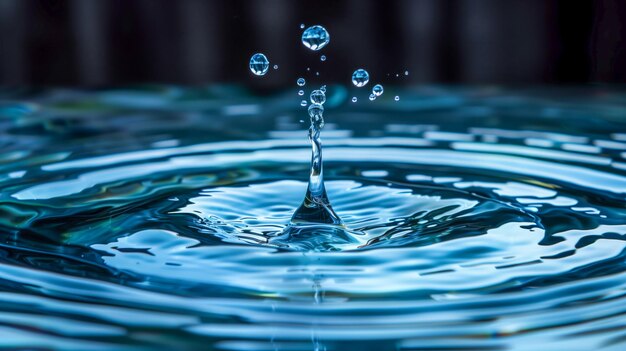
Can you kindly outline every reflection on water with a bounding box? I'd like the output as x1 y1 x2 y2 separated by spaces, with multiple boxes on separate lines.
1 86 626 350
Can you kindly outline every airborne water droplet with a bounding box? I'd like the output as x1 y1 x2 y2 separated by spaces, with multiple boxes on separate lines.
352 69 369 87
369 94 376 101
372 84 384 96
249 53 269 76
302 25 330 51
300 23 305 29
404 70 409 76
273 64 279 70
320 85 327 93
301 100 308 107
298 90 304 96
297 78 306 87
321 55 326 62
310 90 326 105
352 97 357 102
394 96 400 101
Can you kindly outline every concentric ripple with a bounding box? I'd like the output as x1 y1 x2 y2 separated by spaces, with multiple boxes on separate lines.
1 87 626 350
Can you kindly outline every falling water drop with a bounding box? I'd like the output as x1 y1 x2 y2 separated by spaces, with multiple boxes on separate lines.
372 84 384 96
369 94 376 101
302 25 330 51
351 69 369 87
310 90 326 105
300 23 305 29
249 53 269 76
273 64 279 70
298 90 304 96
297 78 306 87
321 55 326 62
394 96 400 101
301 100 308 107
320 85 327 93
404 70 409 76
352 97 357 103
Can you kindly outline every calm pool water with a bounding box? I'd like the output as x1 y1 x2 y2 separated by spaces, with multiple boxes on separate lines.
1 86 626 350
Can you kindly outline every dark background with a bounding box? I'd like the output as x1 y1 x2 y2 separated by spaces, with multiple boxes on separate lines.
0 0 625 87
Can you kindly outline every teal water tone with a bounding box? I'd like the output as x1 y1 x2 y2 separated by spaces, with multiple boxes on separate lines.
1 86 626 350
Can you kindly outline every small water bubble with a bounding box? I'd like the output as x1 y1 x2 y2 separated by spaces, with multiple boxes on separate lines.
316 71 320 76
396 73 399 77
297 77 306 86
404 70 409 76
394 96 400 101
307 67 311 71
372 84 384 96
302 25 330 51
273 64 279 70
320 85 327 93
352 97 357 102
310 90 326 105
249 53 269 76
301 100 308 107
351 69 369 87
320 55 326 61
308 103 324 118
298 90 304 96
300 23 305 29
369 94 376 101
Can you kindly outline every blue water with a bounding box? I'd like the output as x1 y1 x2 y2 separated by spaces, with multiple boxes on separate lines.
1 86 626 350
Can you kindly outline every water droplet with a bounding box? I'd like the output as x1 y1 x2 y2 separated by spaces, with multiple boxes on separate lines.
320 55 326 61
320 85 327 93
298 90 304 96
273 64 279 70
352 69 369 87
301 100 308 107
249 53 269 76
316 72 320 76
300 23 305 29
394 96 400 101
404 70 409 76
396 73 399 77
297 78 306 86
352 97 357 102
302 25 330 51
307 67 311 71
372 84 384 96
369 94 376 101
310 90 326 105
308 103 324 118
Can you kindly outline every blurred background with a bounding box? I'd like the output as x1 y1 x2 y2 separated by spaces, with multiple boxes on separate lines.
0 0 625 87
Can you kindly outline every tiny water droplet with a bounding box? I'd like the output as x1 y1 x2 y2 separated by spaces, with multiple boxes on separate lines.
249 53 269 76
372 84 384 96
320 55 326 61
308 103 324 118
297 78 306 86
369 94 376 101
316 71 320 76
307 67 311 71
302 25 330 51
298 90 304 96
394 96 400 101
300 23 305 29
352 69 369 87
396 73 399 77
404 70 409 76
301 100 308 107
310 90 326 105
273 64 279 70
351 97 357 102
320 85 327 93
